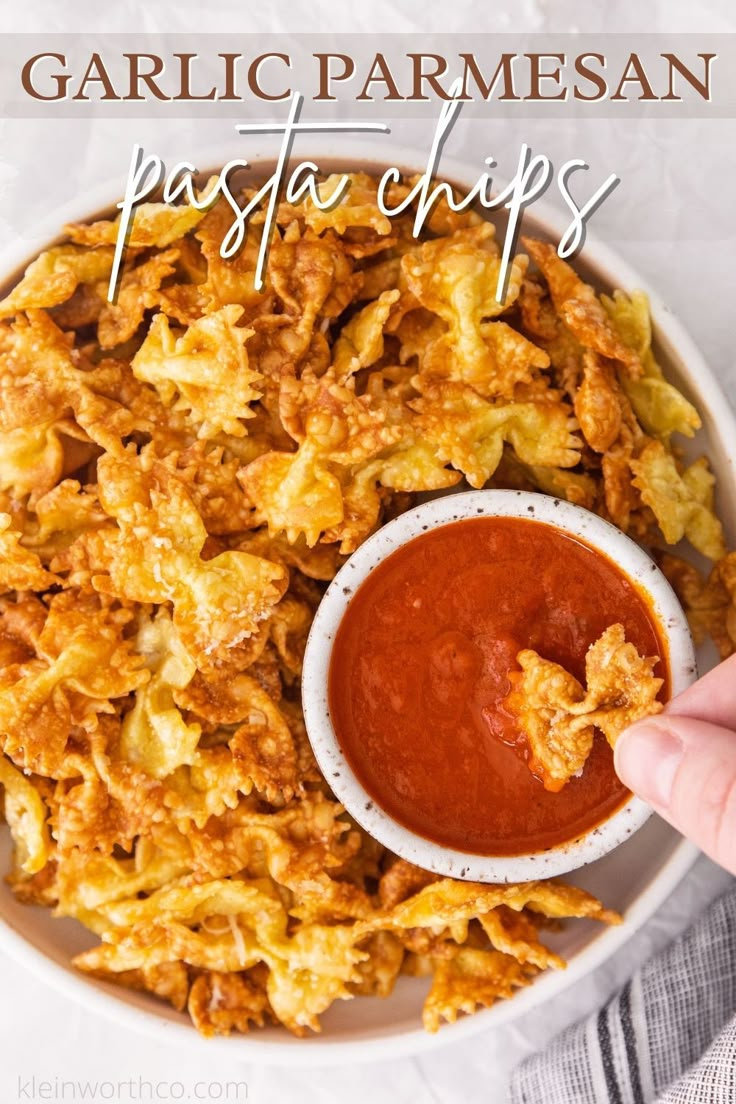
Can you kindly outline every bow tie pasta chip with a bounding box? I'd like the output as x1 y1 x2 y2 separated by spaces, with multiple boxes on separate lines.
92 452 288 669
131 306 261 438
0 245 115 317
505 624 664 791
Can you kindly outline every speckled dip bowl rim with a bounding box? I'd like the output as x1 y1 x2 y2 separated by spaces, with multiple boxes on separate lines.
302 488 698 883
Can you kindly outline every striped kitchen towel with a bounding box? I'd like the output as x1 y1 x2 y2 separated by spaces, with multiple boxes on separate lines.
511 885 736 1104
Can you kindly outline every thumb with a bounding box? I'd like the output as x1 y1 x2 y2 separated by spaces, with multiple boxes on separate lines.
614 715 736 876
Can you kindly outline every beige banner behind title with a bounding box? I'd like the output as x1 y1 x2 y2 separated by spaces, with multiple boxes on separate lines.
1 32 732 119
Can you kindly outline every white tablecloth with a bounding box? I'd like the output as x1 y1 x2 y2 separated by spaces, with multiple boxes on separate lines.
1 2 735 1100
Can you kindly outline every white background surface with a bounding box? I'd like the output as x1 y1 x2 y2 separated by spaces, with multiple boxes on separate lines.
1 2 735 1101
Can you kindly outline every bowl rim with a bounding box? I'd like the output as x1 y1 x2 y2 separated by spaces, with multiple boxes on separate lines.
0 134 731 1062
302 489 697 883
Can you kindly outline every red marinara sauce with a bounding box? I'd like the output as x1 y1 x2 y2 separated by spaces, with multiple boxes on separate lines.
328 515 668 856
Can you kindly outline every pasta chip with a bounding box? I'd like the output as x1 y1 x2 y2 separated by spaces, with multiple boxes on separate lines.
505 624 664 791
0 592 149 776
25 481 109 559
241 370 401 549
303 173 393 237
422 947 534 1032
188 970 270 1035
132 306 261 438
67 200 207 248
93 453 288 669
412 381 581 489
660 551 736 659
98 249 179 349
0 245 114 317
479 906 564 971
0 754 50 874
0 513 58 593
0 310 137 454
630 441 726 561
372 877 619 931
402 227 531 394
523 238 641 375
573 352 623 453
118 612 200 779
331 289 400 378
0 418 98 504
602 290 701 441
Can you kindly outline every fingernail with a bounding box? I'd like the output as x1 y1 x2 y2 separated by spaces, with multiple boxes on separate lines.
614 722 684 809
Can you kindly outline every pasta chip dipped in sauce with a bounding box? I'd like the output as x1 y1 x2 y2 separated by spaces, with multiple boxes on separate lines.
0 169 729 1038
505 624 665 793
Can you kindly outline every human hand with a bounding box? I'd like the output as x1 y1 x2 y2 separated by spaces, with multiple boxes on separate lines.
615 654 736 876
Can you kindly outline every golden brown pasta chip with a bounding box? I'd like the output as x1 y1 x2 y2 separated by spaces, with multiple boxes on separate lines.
0 245 114 317
630 441 726 561
506 624 664 791
523 238 641 375
660 551 736 659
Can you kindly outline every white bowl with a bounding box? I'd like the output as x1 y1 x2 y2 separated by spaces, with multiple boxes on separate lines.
302 490 697 883
0 136 734 1063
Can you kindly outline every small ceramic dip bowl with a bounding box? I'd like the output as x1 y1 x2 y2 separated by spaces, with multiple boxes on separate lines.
302 489 697 883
